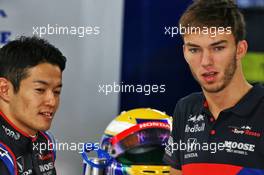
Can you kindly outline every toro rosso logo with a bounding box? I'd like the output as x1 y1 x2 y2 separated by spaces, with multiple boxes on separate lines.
187 114 204 123
229 125 261 138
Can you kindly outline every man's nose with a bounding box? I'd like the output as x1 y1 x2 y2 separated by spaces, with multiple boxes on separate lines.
201 50 213 67
45 91 56 106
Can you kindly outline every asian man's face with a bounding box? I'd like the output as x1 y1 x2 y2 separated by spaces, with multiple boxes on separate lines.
8 63 62 135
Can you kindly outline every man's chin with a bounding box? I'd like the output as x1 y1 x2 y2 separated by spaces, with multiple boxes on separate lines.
196 77 222 93
37 124 52 132
202 83 225 93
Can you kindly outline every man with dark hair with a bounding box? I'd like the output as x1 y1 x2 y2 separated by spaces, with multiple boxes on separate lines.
0 36 66 175
163 0 264 174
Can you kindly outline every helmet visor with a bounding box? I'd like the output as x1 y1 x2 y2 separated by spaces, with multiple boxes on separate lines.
110 126 170 165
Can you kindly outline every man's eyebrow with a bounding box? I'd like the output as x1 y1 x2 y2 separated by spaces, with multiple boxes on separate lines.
185 40 228 47
185 42 200 47
33 80 62 87
210 40 227 46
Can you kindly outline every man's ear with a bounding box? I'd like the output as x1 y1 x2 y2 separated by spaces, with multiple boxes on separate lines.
236 40 248 61
0 78 12 102
183 44 190 64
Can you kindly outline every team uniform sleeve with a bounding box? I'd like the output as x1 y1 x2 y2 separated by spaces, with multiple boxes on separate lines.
0 160 11 175
163 102 183 170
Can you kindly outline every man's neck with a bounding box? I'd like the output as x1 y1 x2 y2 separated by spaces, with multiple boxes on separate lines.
203 79 252 119
0 106 37 136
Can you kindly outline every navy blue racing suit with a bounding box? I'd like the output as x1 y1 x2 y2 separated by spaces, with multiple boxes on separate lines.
0 111 56 175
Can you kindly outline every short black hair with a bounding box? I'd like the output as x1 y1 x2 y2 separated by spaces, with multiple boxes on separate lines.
0 36 67 93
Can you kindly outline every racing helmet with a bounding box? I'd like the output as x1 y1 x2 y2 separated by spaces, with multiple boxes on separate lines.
100 108 172 175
